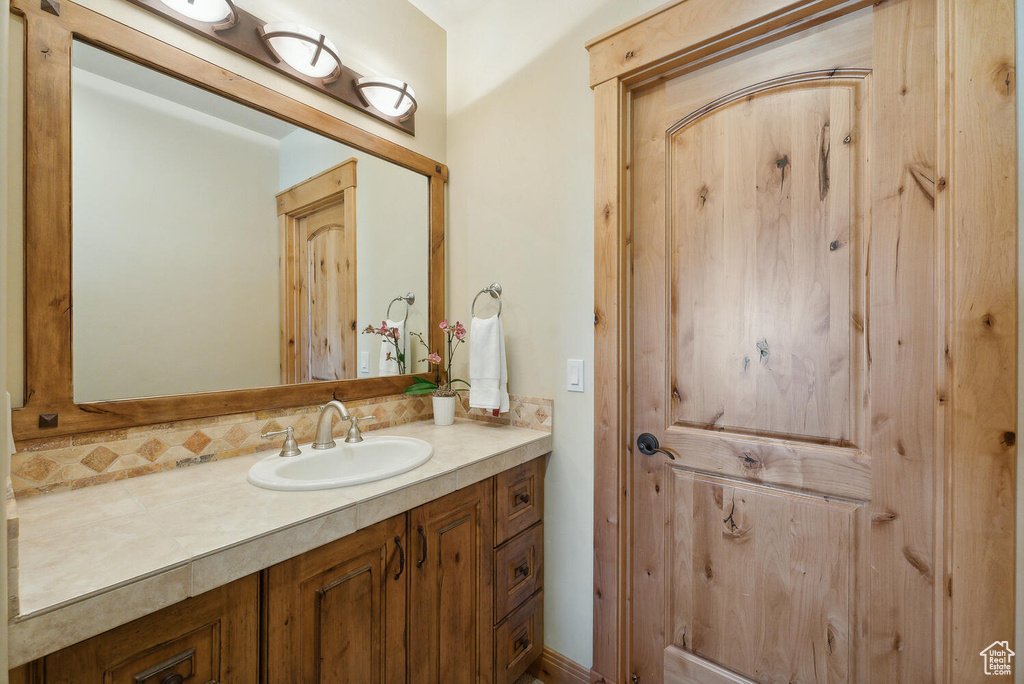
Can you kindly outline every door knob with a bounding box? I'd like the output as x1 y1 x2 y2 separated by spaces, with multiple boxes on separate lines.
636 433 676 460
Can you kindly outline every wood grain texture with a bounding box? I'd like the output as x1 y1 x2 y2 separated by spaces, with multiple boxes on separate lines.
495 591 544 684
585 0 875 87
667 471 863 682
494 523 543 620
590 76 626 684
588 0 1016 679
264 515 407 684
21 9 73 413
42 576 258 683
279 160 358 384
628 17 875 683
663 646 754 684
10 0 447 442
495 458 545 545
429 175 446 359
945 0 1017 679
866 0 938 679
669 75 863 446
527 647 590 684
410 481 495 684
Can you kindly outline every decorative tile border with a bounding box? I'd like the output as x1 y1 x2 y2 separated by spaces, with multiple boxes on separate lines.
457 395 553 433
9 394 553 498
10 394 433 497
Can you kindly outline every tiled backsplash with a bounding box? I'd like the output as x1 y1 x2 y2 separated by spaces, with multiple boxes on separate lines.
457 395 553 432
10 394 553 497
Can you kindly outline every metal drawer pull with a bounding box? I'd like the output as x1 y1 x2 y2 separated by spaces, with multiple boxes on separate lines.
513 560 530 579
394 536 405 580
513 634 531 652
514 491 531 505
417 525 428 567
132 647 195 684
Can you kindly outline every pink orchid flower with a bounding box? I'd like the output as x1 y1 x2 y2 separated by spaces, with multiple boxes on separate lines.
426 353 442 364
439 319 450 332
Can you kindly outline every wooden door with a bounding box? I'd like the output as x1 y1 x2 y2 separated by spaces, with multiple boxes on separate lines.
264 515 407 684
628 6 954 683
278 159 358 383
410 481 495 684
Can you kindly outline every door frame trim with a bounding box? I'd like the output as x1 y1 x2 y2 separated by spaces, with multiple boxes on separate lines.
587 1 1016 682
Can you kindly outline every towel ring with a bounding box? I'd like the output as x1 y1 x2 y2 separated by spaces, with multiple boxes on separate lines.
386 292 415 324
471 283 502 318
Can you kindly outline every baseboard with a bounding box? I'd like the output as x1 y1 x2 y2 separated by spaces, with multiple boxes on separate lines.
528 647 590 684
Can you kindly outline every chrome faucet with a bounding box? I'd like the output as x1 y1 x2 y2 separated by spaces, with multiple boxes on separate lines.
312 401 375 448
312 400 351 449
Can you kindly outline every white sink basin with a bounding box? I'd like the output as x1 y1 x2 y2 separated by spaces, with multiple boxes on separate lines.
247 436 433 491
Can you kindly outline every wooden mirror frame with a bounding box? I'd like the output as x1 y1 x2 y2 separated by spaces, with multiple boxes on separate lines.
9 0 446 441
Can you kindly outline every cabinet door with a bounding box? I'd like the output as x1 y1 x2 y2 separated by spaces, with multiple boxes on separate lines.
264 515 407 684
42 576 258 684
410 481 494 684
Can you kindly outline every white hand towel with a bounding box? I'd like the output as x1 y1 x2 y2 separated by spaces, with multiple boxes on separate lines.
469 315 509 414
378 319 406 376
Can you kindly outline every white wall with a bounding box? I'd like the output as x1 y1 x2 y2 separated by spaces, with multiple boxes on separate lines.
278 130 431 376
444 0 663 668
69 0 446 161
71 67 282 401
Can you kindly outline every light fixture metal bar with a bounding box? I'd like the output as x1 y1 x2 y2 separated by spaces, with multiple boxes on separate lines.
121 0 416 134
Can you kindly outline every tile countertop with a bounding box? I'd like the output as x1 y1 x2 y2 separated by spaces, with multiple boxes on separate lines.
8 419 552 667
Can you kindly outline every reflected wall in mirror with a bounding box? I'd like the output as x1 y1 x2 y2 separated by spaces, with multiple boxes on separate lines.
68 41 430 403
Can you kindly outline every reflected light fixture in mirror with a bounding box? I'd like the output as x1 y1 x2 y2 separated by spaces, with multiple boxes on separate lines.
155 0 238 29
259 23 343 84
356 77 418 122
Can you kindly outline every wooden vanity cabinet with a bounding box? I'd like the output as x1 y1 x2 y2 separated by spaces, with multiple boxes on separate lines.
263 514 407 684
10 459 546 684
409 480 495 684
19 576 259 684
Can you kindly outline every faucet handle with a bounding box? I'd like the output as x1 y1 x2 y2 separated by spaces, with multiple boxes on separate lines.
343 415 374 444
261 426 302 457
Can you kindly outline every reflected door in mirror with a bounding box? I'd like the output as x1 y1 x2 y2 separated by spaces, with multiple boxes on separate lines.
278 160 358 383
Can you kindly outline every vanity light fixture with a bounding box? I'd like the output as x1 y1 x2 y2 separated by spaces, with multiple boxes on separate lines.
259 22 343 84
122 0 418 133
155 0 238 30
355 77 418 122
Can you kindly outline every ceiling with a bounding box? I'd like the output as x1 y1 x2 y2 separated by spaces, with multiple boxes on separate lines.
406 0 489 30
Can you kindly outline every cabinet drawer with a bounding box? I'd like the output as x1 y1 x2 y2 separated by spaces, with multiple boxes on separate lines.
494 457 544 545
494 590 543 684
107 627 215 684
494 523 543 621
42 576 258 684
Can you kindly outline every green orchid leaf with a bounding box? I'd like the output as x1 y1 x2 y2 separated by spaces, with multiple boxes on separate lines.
404 384 438 395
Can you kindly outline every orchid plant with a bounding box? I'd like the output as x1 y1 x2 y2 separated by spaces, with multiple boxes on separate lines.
405 319 470 397
362 321 405 375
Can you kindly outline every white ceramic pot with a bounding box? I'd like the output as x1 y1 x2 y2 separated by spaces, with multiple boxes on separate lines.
432 395 456 426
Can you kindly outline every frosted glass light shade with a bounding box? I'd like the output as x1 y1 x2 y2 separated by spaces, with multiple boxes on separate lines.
156 0 235 25
355 77 417 122
260 23 343 82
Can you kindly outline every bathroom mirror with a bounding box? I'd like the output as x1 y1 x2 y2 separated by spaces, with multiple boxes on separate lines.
7 0 446 440
68 42 429 402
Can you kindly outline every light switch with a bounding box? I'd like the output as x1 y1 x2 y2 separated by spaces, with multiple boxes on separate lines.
567 359 585 392
360 351 370 375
